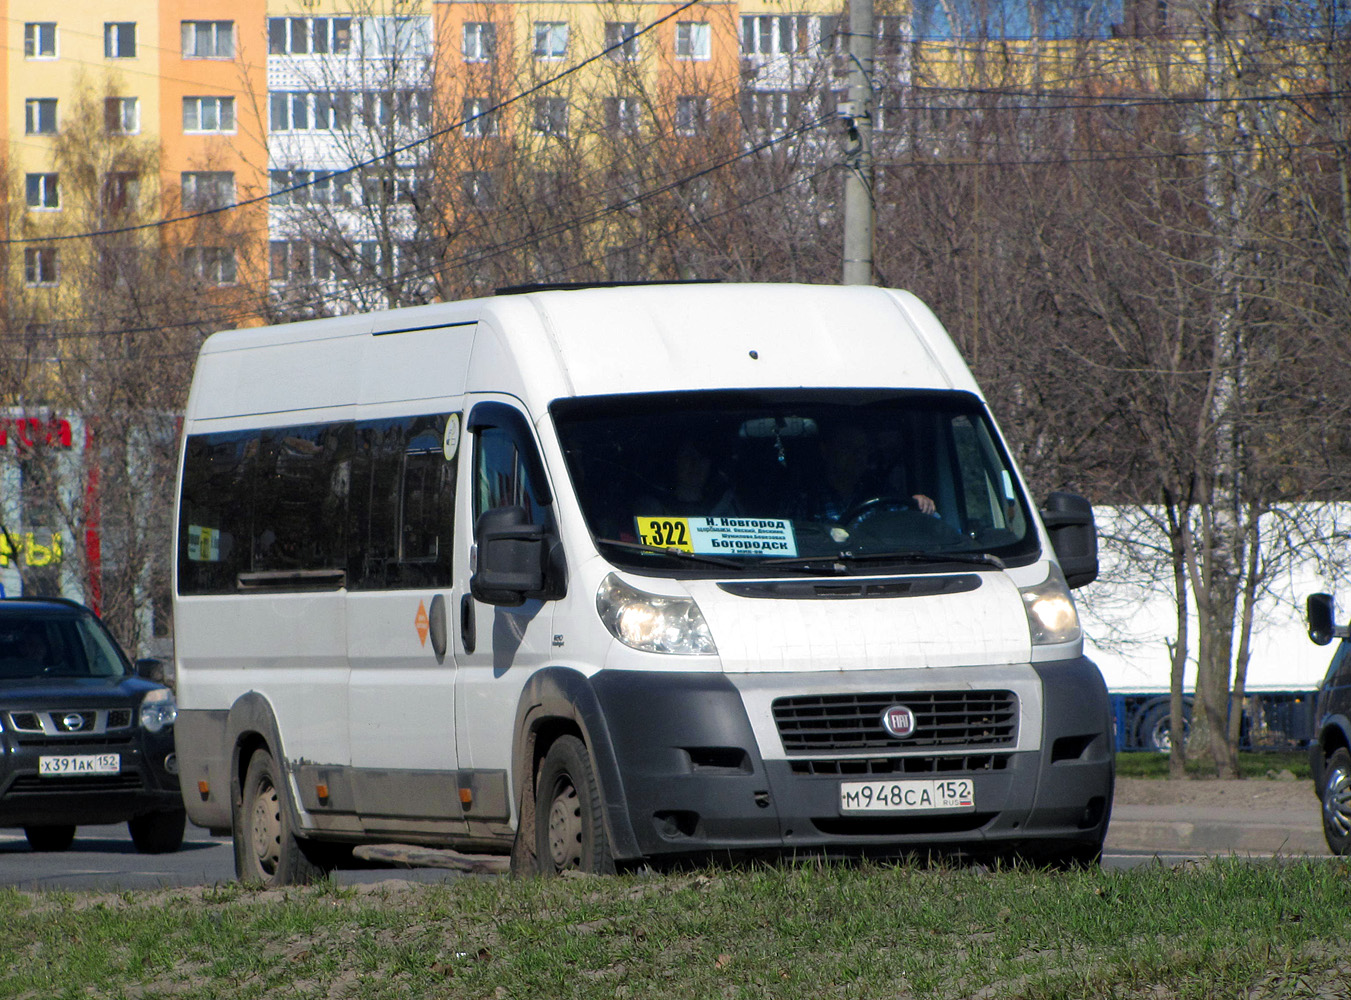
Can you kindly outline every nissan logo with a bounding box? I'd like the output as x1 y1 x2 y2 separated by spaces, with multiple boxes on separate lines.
882 705 916 738
61 713 86 732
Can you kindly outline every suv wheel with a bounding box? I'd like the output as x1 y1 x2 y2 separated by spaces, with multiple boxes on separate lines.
129 809 187 854
1321 747 1351 855
25 825 76 851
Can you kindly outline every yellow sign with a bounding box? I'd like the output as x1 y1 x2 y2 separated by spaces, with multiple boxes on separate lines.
636 516 693 551
0 531 62 567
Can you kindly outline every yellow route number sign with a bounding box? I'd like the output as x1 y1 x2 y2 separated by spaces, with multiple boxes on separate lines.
637 516 692 552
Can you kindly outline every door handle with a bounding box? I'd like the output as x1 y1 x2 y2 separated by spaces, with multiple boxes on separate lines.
460 593 476 654
429 593 448 662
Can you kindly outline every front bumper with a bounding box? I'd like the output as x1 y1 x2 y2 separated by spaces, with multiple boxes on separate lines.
590 659 1114 862
0 728 182 828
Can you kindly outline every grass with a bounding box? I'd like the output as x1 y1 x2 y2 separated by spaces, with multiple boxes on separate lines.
1 860 1348 999
1115 751 1313 781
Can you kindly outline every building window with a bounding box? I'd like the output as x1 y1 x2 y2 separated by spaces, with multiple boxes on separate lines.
104 97 139 134
182 171 235 210
103 172 139 214
461 171 496 210
675 22 711 60
605 22 639 60
463 22 496 61
271 92 351 131
360 17 432 59
183 247 237 285
24 249 58 286
105 22 137 58
182 20 235 59
604 97 642 135
877 16 906 56
268 17 352 55
462 98 498 137
271 169 353 206
742 15 806 55
25 174 59 210
25 99 58 135
818 16 844 53
25 23 57 58
675 96 709 136
742 90 797 131
361 90 430 130
183 97 236 133
533 97 568 137
534 22 568 59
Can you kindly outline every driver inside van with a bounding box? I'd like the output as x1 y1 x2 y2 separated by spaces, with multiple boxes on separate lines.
816 424 934 523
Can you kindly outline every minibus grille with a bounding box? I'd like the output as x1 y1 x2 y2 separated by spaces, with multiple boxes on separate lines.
773 690 1018 753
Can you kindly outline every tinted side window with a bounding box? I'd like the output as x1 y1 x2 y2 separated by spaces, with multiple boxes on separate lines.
348 414 457 589
253 423 351 573
178 430 256 594
179 413 456 595
474 425 545 522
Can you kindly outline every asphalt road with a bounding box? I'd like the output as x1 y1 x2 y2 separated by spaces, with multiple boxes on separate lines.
2 821 1330 892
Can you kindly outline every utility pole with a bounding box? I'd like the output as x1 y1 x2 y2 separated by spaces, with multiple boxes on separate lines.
842 0 874 285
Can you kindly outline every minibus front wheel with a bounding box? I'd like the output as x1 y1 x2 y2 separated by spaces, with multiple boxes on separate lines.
535 735 614 875
236 748 325 886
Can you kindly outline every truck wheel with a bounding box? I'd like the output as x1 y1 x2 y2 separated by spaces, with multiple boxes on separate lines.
129 809 187 854
1138 703 1190 753
535 735 614 876
236 749 324 885
1320 747 1351 856
24 825 75 851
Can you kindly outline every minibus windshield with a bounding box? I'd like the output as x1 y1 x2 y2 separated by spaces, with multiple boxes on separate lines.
550 389 1040 575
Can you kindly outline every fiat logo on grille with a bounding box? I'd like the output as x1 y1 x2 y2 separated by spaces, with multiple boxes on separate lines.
882 705 916 738
61 713 86 732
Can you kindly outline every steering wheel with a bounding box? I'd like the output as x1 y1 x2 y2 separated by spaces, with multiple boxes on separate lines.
841 496 923 525
841 496 962 547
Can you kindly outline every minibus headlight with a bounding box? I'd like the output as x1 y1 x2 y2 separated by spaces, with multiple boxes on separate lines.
596 574 718 655
140 688 178 733
1020 564 1081 645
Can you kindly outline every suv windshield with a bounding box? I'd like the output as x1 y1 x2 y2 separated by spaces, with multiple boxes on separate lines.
0 609 131 681
550 389 1039 575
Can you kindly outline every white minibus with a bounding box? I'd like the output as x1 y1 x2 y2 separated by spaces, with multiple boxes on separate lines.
172 283 1111 883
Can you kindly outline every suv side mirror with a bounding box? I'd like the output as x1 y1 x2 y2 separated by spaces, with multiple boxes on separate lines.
1039 491 1098 589
471 506 564 607
135 657 169 684
1307 593 1343 646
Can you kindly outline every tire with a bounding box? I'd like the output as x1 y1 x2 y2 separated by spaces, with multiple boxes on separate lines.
129 809 187 854
1138 702 1190 753
1320 747 1351 856
24 825 76 852
236 749 326 885
534 735 614 876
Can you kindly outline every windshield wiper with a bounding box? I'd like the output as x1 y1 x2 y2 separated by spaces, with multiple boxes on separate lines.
753 550 1007 572
593 537 748 569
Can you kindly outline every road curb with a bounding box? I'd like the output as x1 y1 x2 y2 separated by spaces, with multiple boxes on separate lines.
1106 805 1328 855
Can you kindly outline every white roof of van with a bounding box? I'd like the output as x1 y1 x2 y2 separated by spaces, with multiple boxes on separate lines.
188 284 981 422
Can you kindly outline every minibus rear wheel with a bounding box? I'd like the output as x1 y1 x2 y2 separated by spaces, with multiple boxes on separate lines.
236 748 325 885
535 735 614 875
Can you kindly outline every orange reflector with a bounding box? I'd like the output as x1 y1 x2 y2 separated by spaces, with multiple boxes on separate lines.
459 788 473 806
197 780 210 796
316 784 329 800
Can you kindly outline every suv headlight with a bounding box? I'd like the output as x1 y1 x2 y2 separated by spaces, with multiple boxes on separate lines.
596 573 717 655
140 688 178 733
1020 563 1081 645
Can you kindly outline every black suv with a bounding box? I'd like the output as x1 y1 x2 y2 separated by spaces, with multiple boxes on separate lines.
0 597 185 852
1304 593 1351 855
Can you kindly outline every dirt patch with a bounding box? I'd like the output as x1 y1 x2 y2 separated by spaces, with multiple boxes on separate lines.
1114 775 1316 810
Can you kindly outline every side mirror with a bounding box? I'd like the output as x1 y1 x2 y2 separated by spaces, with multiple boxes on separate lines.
471 506 554 607
1039 491 1098 589
1307 593 1340 646
135 657 169 685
